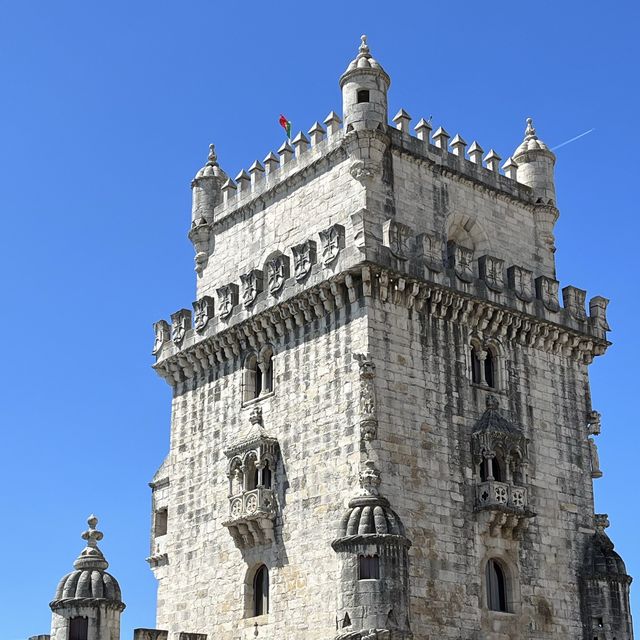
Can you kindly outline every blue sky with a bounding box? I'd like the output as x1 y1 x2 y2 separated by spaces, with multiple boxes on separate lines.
1 1 638 638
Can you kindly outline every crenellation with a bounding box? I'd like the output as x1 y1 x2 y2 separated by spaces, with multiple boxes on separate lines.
432 125 450 150
235 169 250 198
292 131 310 158
263 151 279 177
221 178 236 205
502 156 518 180
414 117 432 141
249 160 264 191
392 108 412 134
324 110 342 136
450 133 467 158
484 149 501 173
308 121 326 145
277 140 294 166
468 140 484 165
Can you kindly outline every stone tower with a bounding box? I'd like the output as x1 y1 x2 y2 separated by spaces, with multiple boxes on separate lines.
149 36 633 640
48 516 125 640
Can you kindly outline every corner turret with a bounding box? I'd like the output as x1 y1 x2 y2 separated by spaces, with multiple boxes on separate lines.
189 144 226 274
580 514 634 640
49 515 125 640
512 117 556 205
340 35 390 133
332 461 412 640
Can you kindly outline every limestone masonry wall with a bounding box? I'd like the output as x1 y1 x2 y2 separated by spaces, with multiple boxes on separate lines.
154 308 368 640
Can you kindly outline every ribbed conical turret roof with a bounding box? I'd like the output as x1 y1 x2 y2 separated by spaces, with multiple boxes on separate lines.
50 515 125 610
339 35 390 88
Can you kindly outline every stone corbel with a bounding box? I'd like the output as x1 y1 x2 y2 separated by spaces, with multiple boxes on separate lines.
188 221 212 275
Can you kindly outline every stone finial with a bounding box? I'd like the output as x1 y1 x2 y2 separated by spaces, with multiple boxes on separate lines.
358 34 369 56
221 178 237 205
193 143 222 181
235 170 250 197
278 140 294 166
524 117 536 140
414 117 432 142
468 141 484 165
450 134 467 158
249 160 265 190
393 108 412 133
484 149 502 172
263 151 279 177
594 513 610 534
83 514 103 547
292 131 309 157
308 121 326 145
324 111 342 136
206 143 218 167
502 156 518 180
359 459 381 496
73 514 109 571
432 126 450 151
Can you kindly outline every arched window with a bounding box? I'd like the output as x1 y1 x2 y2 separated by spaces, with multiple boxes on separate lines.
486 559 508 612
245 455 257 491
480 456 503 482
261 349 274 393
261 461 272 489
470 343 498 389
244 354 259 401
69 617 88 640
484 348 496 389
471 347 482 384
253 565 269 616
358 554 380 580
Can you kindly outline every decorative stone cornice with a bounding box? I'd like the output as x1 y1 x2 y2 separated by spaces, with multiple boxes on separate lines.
154 261 609 387
49 597 126 612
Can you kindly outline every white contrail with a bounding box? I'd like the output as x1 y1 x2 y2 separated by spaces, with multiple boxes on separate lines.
551 128 595 151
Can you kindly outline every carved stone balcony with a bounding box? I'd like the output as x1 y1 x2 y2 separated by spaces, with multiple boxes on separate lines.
475 480 534 538
223 487 276 548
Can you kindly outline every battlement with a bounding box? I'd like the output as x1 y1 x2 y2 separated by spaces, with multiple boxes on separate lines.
208 112 536 230
153 237 610 386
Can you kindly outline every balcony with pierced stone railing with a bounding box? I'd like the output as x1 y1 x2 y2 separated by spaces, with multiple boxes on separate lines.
475 480 534 539
223 487 276 549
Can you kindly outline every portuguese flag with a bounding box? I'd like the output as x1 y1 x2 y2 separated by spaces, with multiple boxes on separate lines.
279 114 292 138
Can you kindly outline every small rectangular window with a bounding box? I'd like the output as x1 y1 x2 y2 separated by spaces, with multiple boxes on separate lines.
358 554 380 579
154 507 168 537
357 90 370 103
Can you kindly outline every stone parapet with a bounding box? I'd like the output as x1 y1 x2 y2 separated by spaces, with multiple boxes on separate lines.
153 256 609 388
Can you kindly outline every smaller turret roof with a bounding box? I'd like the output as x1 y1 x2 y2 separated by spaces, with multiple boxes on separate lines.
194 144 227 180
583 515 631 581
50 515 124 610
339 35 390 88
513 118 553 156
